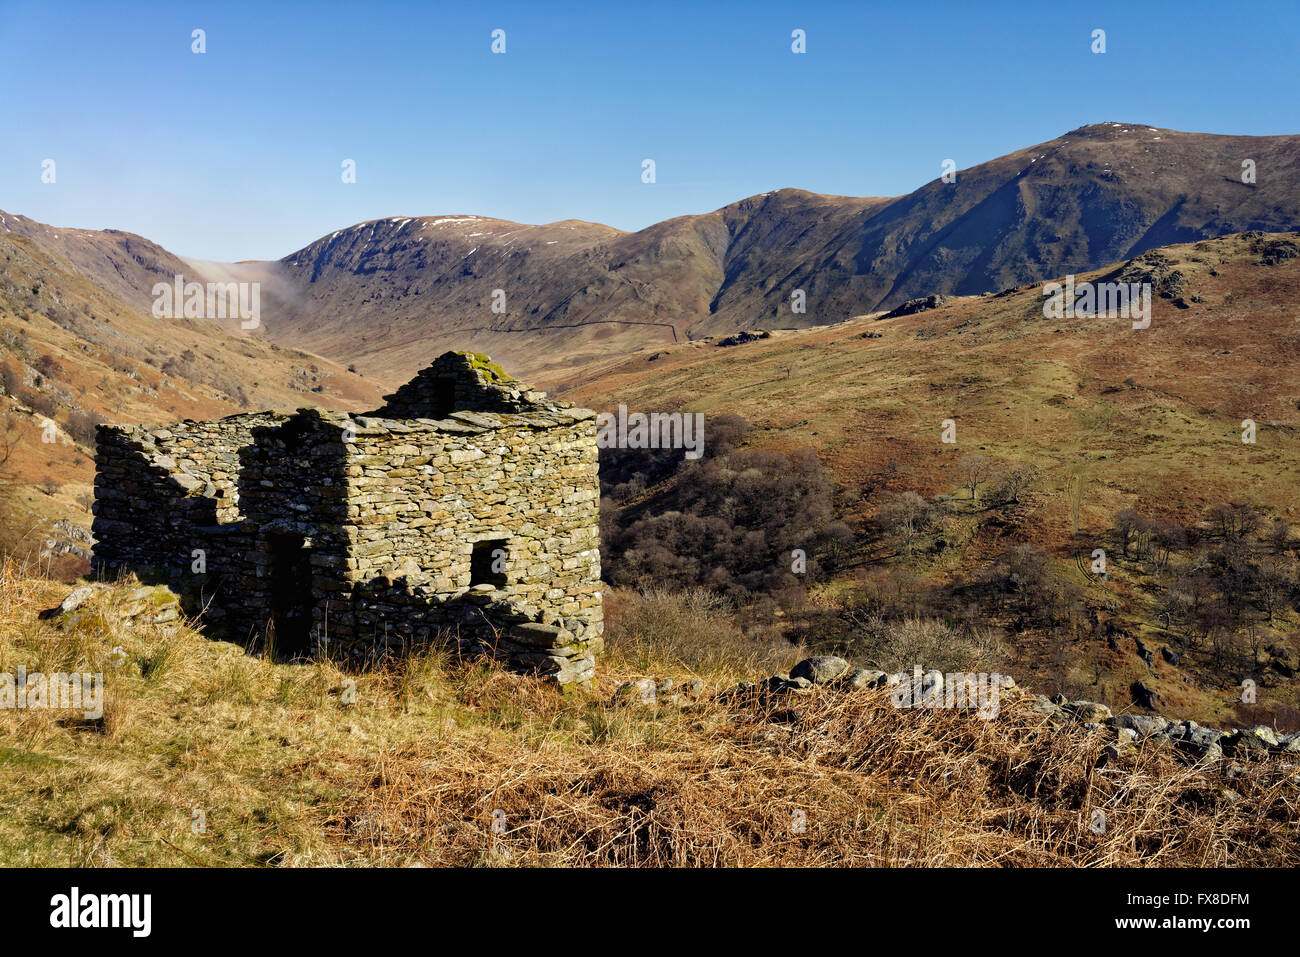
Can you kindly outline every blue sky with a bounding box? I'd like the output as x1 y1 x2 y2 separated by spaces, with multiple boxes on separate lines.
1 0 1296 261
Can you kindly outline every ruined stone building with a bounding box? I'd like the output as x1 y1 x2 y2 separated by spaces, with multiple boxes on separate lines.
91 352 603 686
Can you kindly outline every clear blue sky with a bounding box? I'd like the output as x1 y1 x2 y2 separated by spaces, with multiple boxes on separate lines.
2 0 1296 262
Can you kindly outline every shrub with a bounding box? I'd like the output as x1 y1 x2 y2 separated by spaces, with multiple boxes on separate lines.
604 587 794 679
852 616 1009 674
64 408 104 446
601 417 842 600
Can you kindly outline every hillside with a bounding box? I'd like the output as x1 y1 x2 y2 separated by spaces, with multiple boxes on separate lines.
567 230 1300 729
1 575 1294 867
223 124 1300 382
0 210 199 315
0 227 386 553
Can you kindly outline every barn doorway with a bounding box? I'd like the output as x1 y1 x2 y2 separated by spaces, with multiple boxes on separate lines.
268 532 313 658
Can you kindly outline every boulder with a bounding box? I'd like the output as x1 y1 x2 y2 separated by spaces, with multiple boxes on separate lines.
1063 701 1112 722
774 676 814 693
1130 680 1162 710
38 584 104 620
789 656 850 685
613 678 657 706
1029 696 1065 719
1230 726 1280 752
1108 714 1169 736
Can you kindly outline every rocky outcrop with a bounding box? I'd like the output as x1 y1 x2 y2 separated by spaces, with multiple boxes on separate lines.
878 294 951 320
715 330 771 348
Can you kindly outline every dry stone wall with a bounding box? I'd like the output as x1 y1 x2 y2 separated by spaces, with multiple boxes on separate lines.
91 352 603 687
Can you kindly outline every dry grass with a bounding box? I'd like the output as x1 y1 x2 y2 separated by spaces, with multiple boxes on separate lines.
603 587 797 681
320 687 1300 867
1 569 1296 867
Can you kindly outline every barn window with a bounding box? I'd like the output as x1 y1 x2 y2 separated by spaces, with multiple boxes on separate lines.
470 539 508 587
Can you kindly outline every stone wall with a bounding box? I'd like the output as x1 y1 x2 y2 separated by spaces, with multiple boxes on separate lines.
91 352 603 686
91 412 287 634
371 351 551 419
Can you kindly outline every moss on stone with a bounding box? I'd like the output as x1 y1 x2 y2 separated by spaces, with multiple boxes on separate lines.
457 351 514 383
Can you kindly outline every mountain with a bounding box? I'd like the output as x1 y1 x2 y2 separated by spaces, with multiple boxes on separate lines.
0 222 386 546
0 209 199 315
237 123 1300 381
567 229 1300 726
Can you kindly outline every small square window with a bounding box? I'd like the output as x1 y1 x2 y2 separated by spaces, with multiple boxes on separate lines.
470 539 508 587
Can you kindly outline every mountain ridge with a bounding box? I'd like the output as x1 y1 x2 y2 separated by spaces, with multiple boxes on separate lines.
4 123 1299 382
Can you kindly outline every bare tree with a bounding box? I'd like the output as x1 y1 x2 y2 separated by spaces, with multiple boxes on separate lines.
1269 517 1290 554
1113 508 1143 558
954 454 994 503
987 463 1039 506
877 491 935 555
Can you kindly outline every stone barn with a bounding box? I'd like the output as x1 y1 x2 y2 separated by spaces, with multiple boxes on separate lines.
91 352 603 686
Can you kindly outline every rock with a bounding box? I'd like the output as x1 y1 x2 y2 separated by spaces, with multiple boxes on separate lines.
1029 696 1065 718
880 294 950 320
840 668 888 690
1116 727 1138 746
715 330 772 348
774 676 814 693
1231 726 1280 751
1161 647 1181 666
1199 741 1224 763
789 656 849 685
1135 638 1155 667
1108 714 1169 736
508 622 573 650
1102 744 1122 763
656 678 675 696
1049 693 1067 706
38 585 102 620
682 678 704 698
1259 238 1300 265
1130 680 1162 710
613 678 657 706
1182 722 1225 749
1063 701 1112 722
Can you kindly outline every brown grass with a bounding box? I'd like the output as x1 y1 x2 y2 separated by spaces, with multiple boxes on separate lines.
2 570 1296 867
319 677 1299 867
